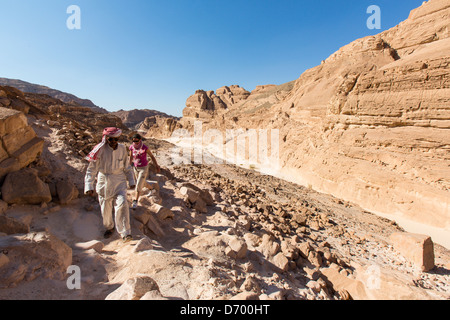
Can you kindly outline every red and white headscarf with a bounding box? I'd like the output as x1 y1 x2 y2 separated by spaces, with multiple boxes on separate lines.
85 127 123 162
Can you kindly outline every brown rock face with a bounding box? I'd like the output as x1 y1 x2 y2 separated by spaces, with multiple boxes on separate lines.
0 106 44 179
177 0 450 230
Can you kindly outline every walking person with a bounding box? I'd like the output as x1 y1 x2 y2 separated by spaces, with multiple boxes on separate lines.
129 133 160 209
84 127 136 242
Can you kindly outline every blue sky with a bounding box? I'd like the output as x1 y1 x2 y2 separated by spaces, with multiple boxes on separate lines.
0 0 425 117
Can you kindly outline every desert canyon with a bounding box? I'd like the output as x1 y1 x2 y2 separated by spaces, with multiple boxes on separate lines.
0 0 448 301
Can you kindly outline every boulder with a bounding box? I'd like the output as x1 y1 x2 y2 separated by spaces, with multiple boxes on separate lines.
180 186 200 203
258 234 280 259
132 207 151 225
105 276 160 300
389 232 435 272
180 182 214 205
0 200 8 215
2 125 36 154
74 240 104 253
56 179 79 205
0 231 72 288
272 252 290 272
140 290 168 300
193 197 207 213
228 238 248 259
0 107 28 137
11 136 44 168
133 237 154 253
0 216 29 235
146 214 165 238
1 168 51 205
149 203 174 220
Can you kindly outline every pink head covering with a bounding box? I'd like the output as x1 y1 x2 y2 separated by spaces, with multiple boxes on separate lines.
103 127 122 138
85 127 123 162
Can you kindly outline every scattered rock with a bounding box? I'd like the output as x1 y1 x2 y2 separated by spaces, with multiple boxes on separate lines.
240 275 261 293
272 252 289 272
228 237 248 259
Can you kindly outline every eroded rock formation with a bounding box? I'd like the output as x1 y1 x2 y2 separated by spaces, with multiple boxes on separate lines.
172 0 450 230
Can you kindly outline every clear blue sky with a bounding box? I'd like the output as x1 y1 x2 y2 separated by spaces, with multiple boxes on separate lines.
0 0 425 117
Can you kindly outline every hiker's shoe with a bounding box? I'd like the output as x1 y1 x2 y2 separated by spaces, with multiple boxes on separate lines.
123 235 133 243
131 200 138 209
104 229 114 239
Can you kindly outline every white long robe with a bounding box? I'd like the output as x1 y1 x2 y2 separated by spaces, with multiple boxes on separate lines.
84 143 135 237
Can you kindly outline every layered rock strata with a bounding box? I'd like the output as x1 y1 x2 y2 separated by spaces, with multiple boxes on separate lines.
165 0 450 231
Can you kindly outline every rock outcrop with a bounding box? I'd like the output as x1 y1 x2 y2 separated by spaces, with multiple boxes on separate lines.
138 115 182 139
111 108 178 130
0 106 44 180
182 85 251 122
174 0 450 231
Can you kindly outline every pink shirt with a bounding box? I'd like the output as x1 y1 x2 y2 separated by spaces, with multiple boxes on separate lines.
129 143 149 167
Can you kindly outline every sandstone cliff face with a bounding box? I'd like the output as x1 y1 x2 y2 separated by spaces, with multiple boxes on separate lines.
182 85 251 121
174 0 450 230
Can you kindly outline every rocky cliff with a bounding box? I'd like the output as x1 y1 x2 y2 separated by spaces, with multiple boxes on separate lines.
170 0 450 230
111 108 179 130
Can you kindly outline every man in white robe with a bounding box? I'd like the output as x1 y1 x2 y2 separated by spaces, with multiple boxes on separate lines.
84 127 135 241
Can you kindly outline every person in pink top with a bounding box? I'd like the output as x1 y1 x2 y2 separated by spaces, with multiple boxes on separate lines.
129 133 160 209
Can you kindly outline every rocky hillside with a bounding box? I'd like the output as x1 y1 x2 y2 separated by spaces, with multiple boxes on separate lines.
165 0 450 233
0 0 448 301
0 75 448 301
0 78 108 114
